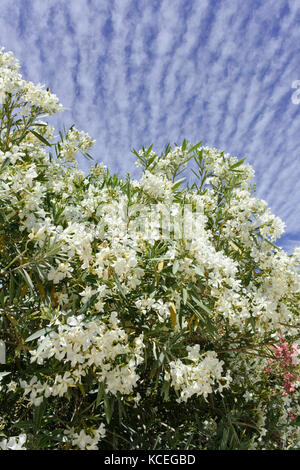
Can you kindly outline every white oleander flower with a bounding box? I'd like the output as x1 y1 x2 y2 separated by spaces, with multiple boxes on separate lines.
0 434 27 450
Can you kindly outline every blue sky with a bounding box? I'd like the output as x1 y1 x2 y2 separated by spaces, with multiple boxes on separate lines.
0 0 299 253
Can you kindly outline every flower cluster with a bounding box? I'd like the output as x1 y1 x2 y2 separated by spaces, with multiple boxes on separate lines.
23 82 63 115
0 48 63 115
266 338 299 395
0 434 27 450
58 127 95 162
0 48 23 104
63 423 106 450
20 312 144 404
165 345 232 402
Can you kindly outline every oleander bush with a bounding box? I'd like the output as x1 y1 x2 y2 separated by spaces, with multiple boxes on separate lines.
0 48 299 450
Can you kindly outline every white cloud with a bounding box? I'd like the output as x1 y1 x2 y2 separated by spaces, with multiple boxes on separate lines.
0 0 298 248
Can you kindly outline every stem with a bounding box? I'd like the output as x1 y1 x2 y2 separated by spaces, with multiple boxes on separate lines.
279 322 300 330
0 246 29 276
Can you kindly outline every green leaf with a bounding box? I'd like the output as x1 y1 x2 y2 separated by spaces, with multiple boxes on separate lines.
78 292 98 315
191 295 213 316
9 274 15 303
96 381 106 407
182 288 188 305
172 178 185 191
145 143 153 156
246 315 256 333
33 400 47 433
0 290 5 308
25 327 53 343
147 154 157 166
230 158 246 170
0 157 10 171
187 141 202 154
220 427 230 450
261 236 281 251
30 129 51 147
232 420 259 431
0 371 11 378
113 271 126 299
161 380 170 401
20 268 34 291
104 394 115 424
172 259 180 275
31 122 47 127
186 301 204 322
11 421 34 431
82 151 94 161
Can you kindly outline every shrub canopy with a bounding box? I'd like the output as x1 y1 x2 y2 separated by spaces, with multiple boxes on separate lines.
0 48 299 450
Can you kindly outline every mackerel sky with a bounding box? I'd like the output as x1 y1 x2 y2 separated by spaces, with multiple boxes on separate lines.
0 0 299 253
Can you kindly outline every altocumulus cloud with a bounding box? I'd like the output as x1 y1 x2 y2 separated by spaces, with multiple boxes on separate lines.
0 0 299 252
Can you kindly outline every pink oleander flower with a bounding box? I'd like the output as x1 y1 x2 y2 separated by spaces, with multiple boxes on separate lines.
265 337 300 396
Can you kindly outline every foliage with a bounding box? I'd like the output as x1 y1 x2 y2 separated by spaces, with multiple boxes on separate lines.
0 48 299 450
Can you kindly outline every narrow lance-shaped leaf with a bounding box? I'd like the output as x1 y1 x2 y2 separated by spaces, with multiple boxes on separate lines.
187 140 202 154
30 129 52 147
20 268 34 291
25 327 53 343
229 157 246 170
